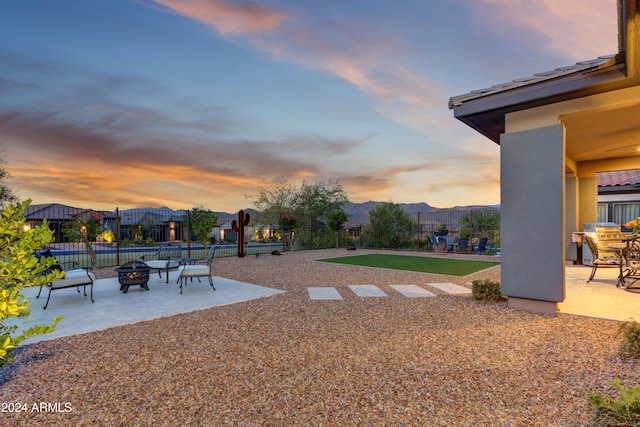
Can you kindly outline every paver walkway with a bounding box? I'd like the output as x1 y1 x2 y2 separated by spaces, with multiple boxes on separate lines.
308 282 470 300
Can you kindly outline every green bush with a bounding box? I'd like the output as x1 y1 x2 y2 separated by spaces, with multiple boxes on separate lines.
145 237 155 246
617 319 640 359
587 379 640 426
471 279 502 302
0 200 63 365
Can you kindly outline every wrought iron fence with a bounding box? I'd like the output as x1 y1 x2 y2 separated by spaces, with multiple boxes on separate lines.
292 208 500 253
24 205 283 268
24 203 500 268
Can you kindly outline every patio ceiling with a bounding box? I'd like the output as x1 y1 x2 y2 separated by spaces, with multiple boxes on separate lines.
562 101 640 162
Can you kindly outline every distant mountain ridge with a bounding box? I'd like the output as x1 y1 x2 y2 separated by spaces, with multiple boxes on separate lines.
344 200 498 216
129 203 499 218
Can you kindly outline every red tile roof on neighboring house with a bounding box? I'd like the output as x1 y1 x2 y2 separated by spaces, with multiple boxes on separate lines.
597 170 640 187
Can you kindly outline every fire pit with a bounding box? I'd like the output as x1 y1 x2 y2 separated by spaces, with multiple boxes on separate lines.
116 261 152 293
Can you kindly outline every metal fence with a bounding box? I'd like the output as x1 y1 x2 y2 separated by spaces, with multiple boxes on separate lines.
25 204 500 268
25 206 283 268
298 208 500 252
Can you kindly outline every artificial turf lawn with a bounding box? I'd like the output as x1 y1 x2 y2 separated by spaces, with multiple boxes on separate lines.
318 254 499 276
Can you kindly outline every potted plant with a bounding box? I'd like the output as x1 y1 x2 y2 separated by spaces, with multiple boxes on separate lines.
434 223 449 236
625 217 640 234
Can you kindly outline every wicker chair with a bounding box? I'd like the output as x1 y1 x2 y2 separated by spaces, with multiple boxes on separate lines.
582 235 622 283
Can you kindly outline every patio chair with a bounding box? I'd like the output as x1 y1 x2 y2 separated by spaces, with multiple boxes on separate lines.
430 235 446 253
582 235 622 283
474 237 489 254
140 242 182 283
177 245 217 294
35 250 95 309
619 238 640 290
456 238 470 253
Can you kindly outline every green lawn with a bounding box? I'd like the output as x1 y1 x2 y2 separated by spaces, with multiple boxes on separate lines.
318 253 499 276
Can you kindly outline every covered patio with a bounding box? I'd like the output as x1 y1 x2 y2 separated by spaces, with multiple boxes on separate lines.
449 0 640 314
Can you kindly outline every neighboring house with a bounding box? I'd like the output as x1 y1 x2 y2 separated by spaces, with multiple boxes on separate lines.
597 169 640 225
24 203 186 243
448 0 640 314
24 203 100 243
117 209 187 242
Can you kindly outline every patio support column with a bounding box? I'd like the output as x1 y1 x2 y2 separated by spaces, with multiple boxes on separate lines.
566 176 578 261
578 176 598 227
500 124 566 314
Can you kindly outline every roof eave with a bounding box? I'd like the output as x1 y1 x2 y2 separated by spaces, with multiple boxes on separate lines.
451 62 627 144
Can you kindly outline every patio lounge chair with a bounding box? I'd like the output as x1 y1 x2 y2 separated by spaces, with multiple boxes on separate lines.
35 250 95 309
582 235 622 283
141 242 182 283
177 245 217 294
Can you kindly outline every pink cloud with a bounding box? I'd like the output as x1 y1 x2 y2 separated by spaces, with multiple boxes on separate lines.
148 0 445 137
475 0 618 60
150 0 288 35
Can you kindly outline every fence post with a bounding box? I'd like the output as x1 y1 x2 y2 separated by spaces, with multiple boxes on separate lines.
309 212 313 250
186 210 191 257
373 211 377 249
115 207 121 266
417 212 421 250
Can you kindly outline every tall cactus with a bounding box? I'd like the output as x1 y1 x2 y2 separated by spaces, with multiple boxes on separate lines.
232 210 251 257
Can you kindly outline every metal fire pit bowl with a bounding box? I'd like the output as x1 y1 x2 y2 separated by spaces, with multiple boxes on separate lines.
116 261 152 293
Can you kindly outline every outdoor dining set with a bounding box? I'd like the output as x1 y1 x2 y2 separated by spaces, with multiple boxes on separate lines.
583 233 640 290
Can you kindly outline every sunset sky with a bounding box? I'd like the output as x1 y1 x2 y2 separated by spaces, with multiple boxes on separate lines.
0 0 618 212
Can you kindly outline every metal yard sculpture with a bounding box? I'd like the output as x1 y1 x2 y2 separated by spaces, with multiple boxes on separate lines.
232 210 250 257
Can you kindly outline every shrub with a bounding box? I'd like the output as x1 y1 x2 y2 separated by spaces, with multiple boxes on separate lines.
121 238 131 247
0 200 63 365
471 279 502 302
145 237 155 247
617 319 640 359
102 229 116 243
587 379 640 426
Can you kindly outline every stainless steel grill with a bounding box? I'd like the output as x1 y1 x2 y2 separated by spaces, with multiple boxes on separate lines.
582 222 627 265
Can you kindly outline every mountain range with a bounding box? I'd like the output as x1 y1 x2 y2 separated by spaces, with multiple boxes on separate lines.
132 201 499 217
343 200 499 216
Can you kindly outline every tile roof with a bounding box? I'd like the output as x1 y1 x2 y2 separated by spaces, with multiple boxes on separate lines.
597 169 640 187
448 55 617 109
24 203 90 220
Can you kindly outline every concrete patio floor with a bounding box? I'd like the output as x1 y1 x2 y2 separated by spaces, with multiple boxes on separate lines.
8 271 285 344
560 263 640 321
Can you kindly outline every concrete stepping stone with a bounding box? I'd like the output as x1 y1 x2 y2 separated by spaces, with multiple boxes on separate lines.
348 285 388 297
308 287 343 300
390 284 436 298
428 282 471 295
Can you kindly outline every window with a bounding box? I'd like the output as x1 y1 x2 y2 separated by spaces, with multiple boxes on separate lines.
597 204 608 222
613 203 640 229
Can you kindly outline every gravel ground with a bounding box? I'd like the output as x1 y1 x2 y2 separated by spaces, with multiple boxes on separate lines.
1 248 638 426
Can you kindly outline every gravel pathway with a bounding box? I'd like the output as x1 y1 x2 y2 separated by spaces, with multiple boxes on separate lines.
1 249 638 426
